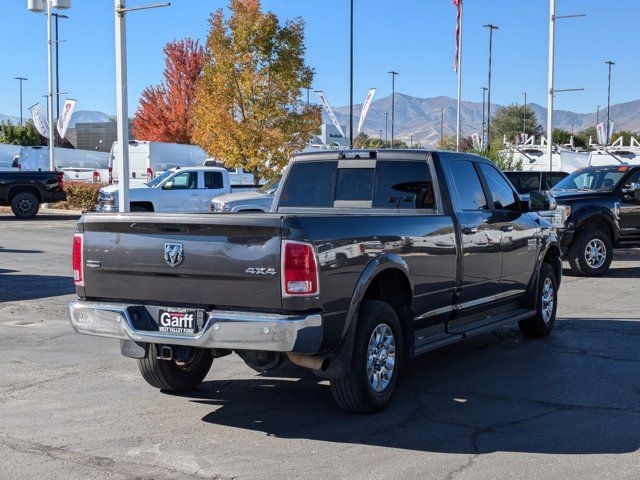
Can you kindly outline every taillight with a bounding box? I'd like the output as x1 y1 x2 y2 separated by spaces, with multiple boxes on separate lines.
93 171 101 183
57 172 64 190
359 243 366 253
108 167 113 185
146 167 154 180
282 240 318 296
72 234 84 286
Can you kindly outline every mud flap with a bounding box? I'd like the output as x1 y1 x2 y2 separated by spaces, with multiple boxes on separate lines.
120 339 149 359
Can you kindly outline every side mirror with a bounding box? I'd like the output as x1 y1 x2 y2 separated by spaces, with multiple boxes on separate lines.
529 190 557 212
163 181 174 190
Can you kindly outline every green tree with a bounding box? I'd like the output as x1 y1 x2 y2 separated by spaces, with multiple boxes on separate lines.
491 104 538 144
552 128 571 146
0 121 42 146
353 132 409 149
611 130 640 146
436 135 473 151
469 147 523 171
192 0 320 183
574 126 597 150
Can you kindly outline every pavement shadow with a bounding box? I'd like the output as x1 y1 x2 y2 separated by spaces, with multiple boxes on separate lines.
0 274 75 301
176 318 640 455
0 246 44 254
0 214 81 222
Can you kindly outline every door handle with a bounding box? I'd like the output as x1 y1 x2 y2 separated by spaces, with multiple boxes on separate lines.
462 226 478 235
500 225 514 232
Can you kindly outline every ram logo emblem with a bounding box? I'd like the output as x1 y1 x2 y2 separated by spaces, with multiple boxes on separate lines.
164 243 184 267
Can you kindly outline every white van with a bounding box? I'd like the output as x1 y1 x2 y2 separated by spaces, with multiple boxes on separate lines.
109 141 208 185
11 146 110 182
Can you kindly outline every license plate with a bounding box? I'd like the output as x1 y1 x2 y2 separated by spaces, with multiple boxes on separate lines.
157 308 206 335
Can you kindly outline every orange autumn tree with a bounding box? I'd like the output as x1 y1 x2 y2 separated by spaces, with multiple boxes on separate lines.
192 0 320 182
132 38 205 144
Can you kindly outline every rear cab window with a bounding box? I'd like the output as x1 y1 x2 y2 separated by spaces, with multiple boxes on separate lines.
278 156 437 212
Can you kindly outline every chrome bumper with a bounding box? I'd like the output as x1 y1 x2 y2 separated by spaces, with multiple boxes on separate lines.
95 203 118 213
67 301 323 353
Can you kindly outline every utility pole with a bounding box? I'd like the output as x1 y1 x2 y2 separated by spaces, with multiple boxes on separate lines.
384 112 388 143
523 92 527 135
455 0 464 152
596 105 600 127
484 24 498 152
605 60 615 145
440 107 445 145
388 71 398 147
14 77 28 127
379 129 382 140
52 13 68 120
481 87 487 147
410 134 413 148
349 0 354 148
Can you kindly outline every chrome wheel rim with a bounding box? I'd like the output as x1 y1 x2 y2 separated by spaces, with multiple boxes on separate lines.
584 239 606 269
541 277 555 323
367 323 396 393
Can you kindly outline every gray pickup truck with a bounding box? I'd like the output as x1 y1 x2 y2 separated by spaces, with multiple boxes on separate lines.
68 150 561 413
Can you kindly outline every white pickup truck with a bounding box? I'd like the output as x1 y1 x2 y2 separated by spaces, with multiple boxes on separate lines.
96 166 256 213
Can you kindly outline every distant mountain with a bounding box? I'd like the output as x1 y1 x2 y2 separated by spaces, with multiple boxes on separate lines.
327 93 640 146
0 114 21 125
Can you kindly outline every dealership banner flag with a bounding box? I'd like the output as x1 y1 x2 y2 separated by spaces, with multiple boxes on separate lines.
29 103 49 138
316 91 345 138
471 132 482 149
357 88 377 134
57 99 76 139
596 122 606 144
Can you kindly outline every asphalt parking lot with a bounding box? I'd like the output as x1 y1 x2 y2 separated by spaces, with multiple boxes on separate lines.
1 212 639 480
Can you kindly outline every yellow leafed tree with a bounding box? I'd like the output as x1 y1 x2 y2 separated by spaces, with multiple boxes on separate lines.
192 0 320 183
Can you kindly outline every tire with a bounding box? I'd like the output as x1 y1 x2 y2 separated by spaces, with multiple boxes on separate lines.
11 192 40 219
567 228 613 276
137 345 213 392
518 263 558 338
330 300 403 414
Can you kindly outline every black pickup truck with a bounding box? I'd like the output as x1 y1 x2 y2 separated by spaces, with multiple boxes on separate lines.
0 171 66 218
545 164 640 276
68 150 562 413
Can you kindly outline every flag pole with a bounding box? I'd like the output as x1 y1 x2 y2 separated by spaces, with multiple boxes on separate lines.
455 0 463 152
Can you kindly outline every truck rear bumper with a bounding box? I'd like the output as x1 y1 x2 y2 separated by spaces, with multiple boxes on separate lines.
68 301 323 354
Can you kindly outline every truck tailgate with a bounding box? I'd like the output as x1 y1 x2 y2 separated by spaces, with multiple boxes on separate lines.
80 213 283 310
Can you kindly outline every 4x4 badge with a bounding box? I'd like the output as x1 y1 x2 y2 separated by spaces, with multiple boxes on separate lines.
164 243 184 267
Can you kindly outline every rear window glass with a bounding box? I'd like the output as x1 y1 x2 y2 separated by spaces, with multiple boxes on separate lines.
204 172 223 189
335 168 374 201
373 161 434 209
279 161 337 207
544 173 567 190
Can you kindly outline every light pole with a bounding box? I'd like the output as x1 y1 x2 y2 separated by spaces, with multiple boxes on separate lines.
14 77 28 127
384 112 388 143
484 24 498 151
410 134 413 148
440 107 444 145
388 71 398 147
481 87 487 147
349 0 354 148
52 12 68 120
522 92 527 136
114 0 170 212
379 129 382 140
605 60 615 145
596 105 600 127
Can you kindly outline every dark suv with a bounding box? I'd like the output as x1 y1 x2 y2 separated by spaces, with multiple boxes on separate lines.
548 165 640 276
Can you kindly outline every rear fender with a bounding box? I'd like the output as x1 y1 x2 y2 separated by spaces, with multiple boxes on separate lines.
316 253 413 378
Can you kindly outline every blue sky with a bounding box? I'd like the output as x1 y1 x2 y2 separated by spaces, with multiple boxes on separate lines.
1 0 637 118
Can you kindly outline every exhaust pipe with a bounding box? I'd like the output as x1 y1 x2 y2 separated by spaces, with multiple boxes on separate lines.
287 353 330 371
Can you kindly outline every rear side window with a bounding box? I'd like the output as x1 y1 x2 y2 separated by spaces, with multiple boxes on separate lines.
373 161 434 209
204 172 223 189
517 174 541 194
544 173 567 190
279 161 337 207
447 160 488 211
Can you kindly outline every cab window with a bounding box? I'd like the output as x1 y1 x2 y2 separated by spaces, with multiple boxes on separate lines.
446 159 488 211
478 163 519 211
164 171 197 190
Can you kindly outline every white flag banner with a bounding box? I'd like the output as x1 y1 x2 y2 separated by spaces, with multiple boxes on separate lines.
29 103 50 138
357 88 377 134
471 132 482 149
57 98 76 139
607 120 615 143
316 91 345 138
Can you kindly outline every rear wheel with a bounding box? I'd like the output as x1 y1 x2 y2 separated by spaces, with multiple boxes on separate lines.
330 300 403 413
518 263 558 338
11 192 40 218
137 345 212 392
567 228 613 276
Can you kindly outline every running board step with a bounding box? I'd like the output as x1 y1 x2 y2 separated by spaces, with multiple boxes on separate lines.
447 308 535 338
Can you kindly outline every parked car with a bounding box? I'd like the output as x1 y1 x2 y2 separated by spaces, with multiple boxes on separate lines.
109 141 208 186
68 149 561 413
210 175 281 213
546 164 640 276
96 166 257 213
504 170 569 194
0 171 66 218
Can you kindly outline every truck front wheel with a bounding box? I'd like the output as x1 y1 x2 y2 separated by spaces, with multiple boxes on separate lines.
567 228 613 276
11 192 40 219
330 300 403 413
137 345 213 392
